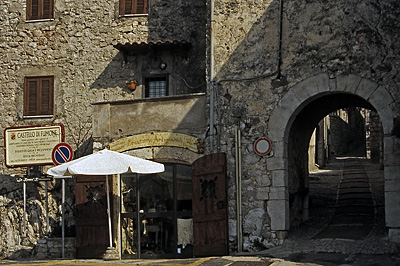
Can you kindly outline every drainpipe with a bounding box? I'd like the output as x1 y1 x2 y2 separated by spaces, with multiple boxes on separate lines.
276 0 283 79
235 125 243 252
209 0 215 153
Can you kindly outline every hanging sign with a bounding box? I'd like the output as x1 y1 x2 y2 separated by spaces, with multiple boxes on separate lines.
52 142 73 165
254 137 272 156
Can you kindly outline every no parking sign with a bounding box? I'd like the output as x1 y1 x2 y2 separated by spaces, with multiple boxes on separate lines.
52 142 73 165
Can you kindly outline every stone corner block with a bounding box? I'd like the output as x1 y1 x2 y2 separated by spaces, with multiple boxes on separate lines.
267 199 289 231
389 229 400 244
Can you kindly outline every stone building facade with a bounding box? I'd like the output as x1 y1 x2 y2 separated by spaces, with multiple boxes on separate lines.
1 0 400 259
210 0 400 251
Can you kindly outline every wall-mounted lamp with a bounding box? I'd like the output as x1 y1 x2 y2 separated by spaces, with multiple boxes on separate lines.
126 80 138 91
159 62 167 70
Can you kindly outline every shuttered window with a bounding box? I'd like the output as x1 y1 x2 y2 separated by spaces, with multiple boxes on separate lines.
27 0 54 20
119 0 149 15
24 76 54 116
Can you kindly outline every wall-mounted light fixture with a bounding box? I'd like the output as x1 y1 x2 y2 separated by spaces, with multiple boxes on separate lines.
159 62 167 70
126 80 138 91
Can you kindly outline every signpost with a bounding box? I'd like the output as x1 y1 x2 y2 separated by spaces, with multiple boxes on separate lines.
51 142 73 258
4 125 64 247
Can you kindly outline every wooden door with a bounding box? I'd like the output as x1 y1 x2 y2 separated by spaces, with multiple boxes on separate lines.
192 153 228 257
76 176 111 258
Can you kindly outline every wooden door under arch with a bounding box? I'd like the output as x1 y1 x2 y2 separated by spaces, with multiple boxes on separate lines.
192 153 228 257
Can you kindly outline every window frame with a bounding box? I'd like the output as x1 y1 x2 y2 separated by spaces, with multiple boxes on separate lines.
26 0 54 21
143 75 169 98
119 0 149 16
23 76 54 117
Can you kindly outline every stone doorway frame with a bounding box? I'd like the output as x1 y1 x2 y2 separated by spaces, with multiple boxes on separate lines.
267 73 399 242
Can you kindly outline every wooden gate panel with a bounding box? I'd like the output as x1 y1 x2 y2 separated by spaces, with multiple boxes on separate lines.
192 153 228 257
76 176 111 259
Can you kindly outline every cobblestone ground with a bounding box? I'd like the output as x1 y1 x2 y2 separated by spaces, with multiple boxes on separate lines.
262 157 400 265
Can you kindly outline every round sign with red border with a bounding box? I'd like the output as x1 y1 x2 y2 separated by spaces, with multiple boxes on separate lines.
52 142 73 165
254 137 272 156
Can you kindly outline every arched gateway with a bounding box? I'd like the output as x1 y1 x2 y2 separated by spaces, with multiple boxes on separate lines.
267 73 400 242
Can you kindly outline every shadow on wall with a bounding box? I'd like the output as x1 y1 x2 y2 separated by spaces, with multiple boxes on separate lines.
89 0 207 97
329 108 366 157
211 0 398 249
0 177 76 259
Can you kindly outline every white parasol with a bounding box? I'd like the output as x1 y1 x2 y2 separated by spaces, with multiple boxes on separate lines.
47 149 164 176
47 149 164 249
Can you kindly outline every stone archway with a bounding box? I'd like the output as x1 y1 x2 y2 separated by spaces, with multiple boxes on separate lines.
267 73 400 242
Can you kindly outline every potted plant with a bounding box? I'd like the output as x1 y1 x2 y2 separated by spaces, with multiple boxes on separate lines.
126 80 138 91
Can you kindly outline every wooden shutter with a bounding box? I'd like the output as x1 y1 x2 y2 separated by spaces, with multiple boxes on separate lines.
120 0 148 15
26 79 39 116
27 0 53 20
39 77 53 115
24 76 54 116
135 0 148 14
42 0 53 19
27 0 39 20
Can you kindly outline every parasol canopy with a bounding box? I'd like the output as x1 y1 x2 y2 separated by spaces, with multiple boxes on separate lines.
47 149 164 176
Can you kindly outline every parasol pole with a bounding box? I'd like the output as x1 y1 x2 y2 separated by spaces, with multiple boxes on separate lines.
62 178 65 258
106 175 113 247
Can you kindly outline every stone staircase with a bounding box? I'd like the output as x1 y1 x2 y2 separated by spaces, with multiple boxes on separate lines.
314 158 375 240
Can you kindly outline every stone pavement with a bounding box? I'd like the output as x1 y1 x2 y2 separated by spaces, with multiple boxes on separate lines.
1 253 400 266
258 157 400 265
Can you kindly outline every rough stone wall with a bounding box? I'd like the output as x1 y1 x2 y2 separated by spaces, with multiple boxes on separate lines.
212 0 400 251
0 0 206 257
366 110 384 163
329 108 366 157
0 178 75 258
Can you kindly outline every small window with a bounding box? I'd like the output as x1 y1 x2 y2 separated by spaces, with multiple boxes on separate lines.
27 0 54 20
24 76 54 116
144 76 168 98
119 0 149 16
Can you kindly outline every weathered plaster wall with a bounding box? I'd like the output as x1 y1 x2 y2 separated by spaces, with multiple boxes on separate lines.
211 0 400 251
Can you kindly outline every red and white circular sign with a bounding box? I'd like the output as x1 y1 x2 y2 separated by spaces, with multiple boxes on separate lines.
254 137 272 156
52 142 73 165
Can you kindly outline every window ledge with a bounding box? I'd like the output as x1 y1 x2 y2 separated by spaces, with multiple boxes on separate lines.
22 115 54 119
118 14 148 18
26 18 55 23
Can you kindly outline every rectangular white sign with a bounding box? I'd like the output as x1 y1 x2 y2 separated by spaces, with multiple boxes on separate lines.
5 124 64 167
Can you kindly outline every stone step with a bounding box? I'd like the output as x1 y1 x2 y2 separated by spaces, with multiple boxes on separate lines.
339 182 370 188
336 198 373 206
337 193 372 200
313 224 373 240
338 187 371 194
335 205 374 216
330 214 374 225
